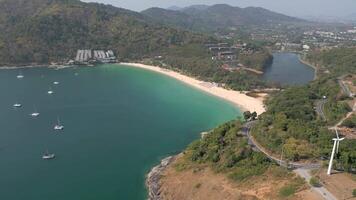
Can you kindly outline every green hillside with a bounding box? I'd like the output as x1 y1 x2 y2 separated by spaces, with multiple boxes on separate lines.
0 0 207 65
142 4 305 32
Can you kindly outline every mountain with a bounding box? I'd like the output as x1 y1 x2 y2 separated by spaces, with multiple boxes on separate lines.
142 4 306 32
166 6 182 11
0 0 206 66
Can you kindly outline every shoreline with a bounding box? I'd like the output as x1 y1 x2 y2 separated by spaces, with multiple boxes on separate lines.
298 56 318 80
146 156 176 200
120 63 266 115
0 64 73 70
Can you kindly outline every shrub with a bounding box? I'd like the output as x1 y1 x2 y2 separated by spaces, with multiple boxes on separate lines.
309 177 321 187
279 185 296 197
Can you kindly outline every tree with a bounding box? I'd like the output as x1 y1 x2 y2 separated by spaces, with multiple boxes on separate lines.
251 112 258 120
353 189 356 197
243 111 252 121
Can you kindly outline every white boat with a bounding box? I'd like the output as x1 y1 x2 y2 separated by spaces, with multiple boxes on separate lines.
42 150 55 160
53 81 59 85
54 117 64 130
30 106 40 117
31 112 40 117
16 72 24 79
13 103 22 108
48 87 54 94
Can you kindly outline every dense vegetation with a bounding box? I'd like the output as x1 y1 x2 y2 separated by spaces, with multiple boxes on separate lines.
142 4 305 33
251 48 356 171
185 121 271 181
238 48 273 71
143 44 268 90
342 114 356 128
175 119 306 198
0 0 207 65
0 0 272 90
251 86 333 161
306 47 356 75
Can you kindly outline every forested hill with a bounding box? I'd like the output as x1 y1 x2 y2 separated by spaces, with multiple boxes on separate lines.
142 4 306 32
0 0 208 66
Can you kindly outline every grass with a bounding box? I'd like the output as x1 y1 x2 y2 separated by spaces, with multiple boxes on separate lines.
309 177 321 187
279 185 296 197
279 176 305 198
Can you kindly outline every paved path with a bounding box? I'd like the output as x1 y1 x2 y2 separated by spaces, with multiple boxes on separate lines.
316 99 327 121
294 168 337 200
243 121 338 200
242 121 320 169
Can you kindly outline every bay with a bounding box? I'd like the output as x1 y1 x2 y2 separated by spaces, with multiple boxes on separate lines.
0 64 240 200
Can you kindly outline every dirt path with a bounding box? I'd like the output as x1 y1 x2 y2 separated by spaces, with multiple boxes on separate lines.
294 169 337 200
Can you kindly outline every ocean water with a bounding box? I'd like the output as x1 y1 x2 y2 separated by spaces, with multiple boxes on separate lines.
263 52 315 85
0 64 240 200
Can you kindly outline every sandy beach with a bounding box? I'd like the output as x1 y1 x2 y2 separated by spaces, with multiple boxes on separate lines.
120 63 266 115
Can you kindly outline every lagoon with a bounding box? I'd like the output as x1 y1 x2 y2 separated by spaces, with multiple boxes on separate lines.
263 52 315 85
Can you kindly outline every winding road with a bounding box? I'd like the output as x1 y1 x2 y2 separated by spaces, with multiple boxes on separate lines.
242 121 337 200
242 121 320 169
316 99 327 121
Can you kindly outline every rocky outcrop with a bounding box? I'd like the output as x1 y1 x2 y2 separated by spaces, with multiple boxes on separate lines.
146 156 176 200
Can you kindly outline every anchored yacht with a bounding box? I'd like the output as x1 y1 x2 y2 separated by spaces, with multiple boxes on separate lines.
42 150 55 160
54 117 64 130
16 72 24 79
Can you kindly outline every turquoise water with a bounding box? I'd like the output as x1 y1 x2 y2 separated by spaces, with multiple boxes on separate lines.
0 64 240 200
263 52 315 85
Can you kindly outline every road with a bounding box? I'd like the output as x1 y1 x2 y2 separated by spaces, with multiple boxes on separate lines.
242 121 337 200
338 77 353 98
316 99 327 121
295 168 337 200
242 121 320 169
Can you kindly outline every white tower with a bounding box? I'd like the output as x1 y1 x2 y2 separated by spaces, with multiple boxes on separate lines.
327 129 345 175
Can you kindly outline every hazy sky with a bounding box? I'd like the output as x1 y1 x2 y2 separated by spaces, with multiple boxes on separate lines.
81 0 356 18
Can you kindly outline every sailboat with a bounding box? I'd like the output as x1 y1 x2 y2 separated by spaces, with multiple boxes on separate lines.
13 103 22 108
30 105 40 117
54 117 64 130
47 87 54 94
16 71 24 79
42 149 55 160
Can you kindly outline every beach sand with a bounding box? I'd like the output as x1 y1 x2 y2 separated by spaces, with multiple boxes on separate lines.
120 63 266 115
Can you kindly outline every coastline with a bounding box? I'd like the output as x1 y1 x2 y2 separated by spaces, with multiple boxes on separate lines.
0 64 72 70
120 63 266 115
146 156 177 200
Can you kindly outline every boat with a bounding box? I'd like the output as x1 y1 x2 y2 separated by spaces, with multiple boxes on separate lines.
31 112 40 117
13 103 22 108
53 81 59 85
16 72 24 79
48 87 54 94
30 106 40 117
54 117 64 130
42 150 55 160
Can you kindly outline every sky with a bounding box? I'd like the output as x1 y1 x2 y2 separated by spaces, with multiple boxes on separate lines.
81 0 356 18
